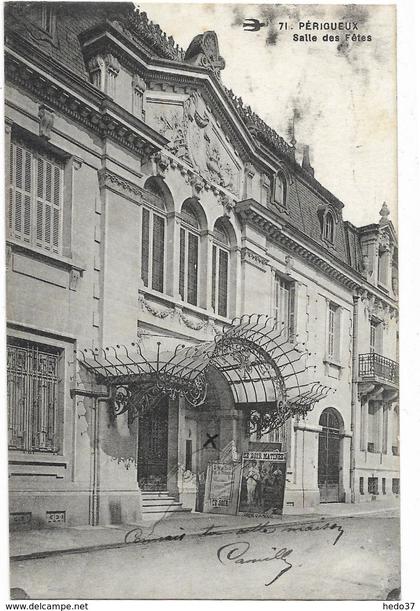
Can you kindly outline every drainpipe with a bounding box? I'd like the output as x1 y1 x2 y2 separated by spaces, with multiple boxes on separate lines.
70 387 113 526
350 293 360 503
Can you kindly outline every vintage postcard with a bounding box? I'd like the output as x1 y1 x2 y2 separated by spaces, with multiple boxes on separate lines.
3 0 404 602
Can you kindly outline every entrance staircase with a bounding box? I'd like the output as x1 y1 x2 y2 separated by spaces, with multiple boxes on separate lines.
141 491 192 521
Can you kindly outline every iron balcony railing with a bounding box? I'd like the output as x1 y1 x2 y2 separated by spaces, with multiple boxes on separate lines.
359 353 399 386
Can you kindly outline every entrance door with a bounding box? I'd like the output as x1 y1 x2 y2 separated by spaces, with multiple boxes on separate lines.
137 397 168 491
318 408 341 503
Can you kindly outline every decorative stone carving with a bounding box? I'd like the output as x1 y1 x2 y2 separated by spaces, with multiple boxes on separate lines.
190 174 205 196
176 306 207 331
378 229 390 253
139 293 174 319
184 31 226 78
152 90 239 194
132 74 146 94
152 152 170 178
219 193 235 217
155 110 190 160
285 254 294 276
38 104 54 139
241 247 268 271
69 269 81 291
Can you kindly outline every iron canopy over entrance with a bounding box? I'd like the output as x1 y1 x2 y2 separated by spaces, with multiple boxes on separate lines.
79 314 332 435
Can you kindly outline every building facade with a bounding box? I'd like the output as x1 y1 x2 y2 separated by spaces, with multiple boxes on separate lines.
5 2 399 528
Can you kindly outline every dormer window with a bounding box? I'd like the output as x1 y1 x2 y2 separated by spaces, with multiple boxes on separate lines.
324 212 334 242
318 207 336 245
272 171 287 210
40 4 55 35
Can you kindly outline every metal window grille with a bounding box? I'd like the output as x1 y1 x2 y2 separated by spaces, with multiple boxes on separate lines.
8 139 63 254
368 477 378 495
392 478 399 495
7 342 60 453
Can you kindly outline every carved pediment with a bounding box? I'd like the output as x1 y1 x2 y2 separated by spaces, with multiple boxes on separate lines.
149 90 240 195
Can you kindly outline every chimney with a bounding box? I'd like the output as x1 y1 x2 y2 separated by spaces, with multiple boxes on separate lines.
302 145 314 177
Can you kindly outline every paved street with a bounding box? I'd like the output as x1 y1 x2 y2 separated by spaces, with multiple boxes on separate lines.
10 510 399 600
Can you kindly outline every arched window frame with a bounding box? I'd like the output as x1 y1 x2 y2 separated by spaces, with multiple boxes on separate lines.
211 219 230 318
319 206 337 245
272 171 287 211
140 182 168 294
179 200 202 307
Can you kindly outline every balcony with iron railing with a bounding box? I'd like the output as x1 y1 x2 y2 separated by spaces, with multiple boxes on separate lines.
359 353 399 387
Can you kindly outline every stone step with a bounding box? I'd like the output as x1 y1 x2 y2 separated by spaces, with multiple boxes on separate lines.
142 499 183 507
141 506 192 521
141 492 171 500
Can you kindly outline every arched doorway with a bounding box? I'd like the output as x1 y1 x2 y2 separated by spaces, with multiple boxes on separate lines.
318 408 342 503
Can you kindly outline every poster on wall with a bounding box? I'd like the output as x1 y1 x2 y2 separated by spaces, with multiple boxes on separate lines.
238 451 287 515
203 461 241 514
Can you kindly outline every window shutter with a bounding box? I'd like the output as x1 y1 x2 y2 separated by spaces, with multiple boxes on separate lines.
141 208 150 287
11 143 33 242
8 140 14 233
179 228 185 300
52 165 61 252
187 232 198 305
36 158 44 245
9 139 63 253
151 213 165 293
35 156 63 252
218 249 228 317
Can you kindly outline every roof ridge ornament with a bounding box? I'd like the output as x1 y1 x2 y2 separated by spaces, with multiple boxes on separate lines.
379 201 390 225
184 31 226 78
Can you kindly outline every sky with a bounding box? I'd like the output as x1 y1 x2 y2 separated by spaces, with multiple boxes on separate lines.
140 3 397 227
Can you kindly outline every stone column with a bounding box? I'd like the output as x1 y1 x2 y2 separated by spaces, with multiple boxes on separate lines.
167 397 185 499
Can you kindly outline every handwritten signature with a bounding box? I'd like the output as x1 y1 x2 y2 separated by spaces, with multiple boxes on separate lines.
125 519 344 545
217 541 293 586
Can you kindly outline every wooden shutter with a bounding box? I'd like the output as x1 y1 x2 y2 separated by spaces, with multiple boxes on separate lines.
187 232 198 305
141 208 150 287
152 213 165 293
35 155 62 253
10 142 33 243
218 249 228 317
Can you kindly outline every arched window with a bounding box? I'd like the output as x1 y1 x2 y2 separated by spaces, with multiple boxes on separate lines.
212 219 230 317
272 172 287 209
179 200 200 306
319 407 341 431
140 181 167 293
324 212 334 243
319 207 336 244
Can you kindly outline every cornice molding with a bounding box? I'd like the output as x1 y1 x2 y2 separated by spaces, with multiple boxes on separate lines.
5 50 166 159
236 199 398 310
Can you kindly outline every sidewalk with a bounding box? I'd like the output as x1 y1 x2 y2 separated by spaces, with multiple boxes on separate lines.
10 497 399 561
